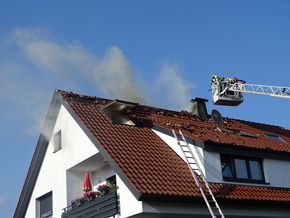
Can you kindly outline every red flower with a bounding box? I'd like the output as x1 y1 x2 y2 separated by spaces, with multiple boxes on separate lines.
97 184 109 191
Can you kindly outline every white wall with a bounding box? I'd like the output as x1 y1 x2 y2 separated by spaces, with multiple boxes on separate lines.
203 151 223 182
117 175 143 218
24 104 99 218
24 103 144 218
264 158 290 188
151 128 206 176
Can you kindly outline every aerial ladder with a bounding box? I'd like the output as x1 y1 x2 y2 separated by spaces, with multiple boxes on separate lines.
211 75 290 106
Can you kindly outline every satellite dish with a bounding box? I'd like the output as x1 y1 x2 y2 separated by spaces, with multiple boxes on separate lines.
211 109 223 126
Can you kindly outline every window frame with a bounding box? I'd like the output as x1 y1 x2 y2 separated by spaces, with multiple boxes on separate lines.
53 130 62 153
265 133 286 143
37 191 53 218
220 154 265 183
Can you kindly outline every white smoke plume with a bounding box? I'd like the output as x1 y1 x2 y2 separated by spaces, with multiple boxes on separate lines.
1 27 195 136
12 28 147 103
153 62 195 111
0 196 10 209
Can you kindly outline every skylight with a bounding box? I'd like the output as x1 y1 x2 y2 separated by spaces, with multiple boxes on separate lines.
265 133 287 143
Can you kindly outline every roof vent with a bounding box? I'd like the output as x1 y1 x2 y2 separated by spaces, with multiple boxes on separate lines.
102 100 138 126
191 97 209 120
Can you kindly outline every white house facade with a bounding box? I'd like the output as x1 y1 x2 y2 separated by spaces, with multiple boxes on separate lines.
15 90 290 218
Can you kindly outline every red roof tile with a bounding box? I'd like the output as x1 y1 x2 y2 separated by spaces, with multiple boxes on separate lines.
60 90 290 204
211 183 290 203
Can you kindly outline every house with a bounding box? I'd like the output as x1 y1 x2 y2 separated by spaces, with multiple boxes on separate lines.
14 90 290 218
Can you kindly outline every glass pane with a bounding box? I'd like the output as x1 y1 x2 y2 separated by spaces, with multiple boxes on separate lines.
234 159 248 179
222 164 233 178
265 134 286 143
221 155 233 178
249 160 263 180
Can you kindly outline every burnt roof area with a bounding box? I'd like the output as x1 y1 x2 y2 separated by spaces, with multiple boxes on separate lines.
62 90 290 153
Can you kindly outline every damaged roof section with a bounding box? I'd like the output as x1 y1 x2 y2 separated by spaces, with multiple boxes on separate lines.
102 99 138 126
61 90 290 153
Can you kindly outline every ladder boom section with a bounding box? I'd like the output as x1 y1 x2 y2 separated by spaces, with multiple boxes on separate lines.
228 83 290 98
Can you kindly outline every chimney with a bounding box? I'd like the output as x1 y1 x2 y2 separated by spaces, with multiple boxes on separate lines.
191 97 209 120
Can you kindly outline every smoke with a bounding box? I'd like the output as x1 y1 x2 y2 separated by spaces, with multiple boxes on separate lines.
12 28 147 103
153 62 195 110
1 27 195 137
0 196 9 207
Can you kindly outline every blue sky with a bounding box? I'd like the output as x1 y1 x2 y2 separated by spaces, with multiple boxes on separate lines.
1 1 290 217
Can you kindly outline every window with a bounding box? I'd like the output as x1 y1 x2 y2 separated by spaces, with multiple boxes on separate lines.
37 192 52 218
53 130 62 153
220 154 265 183
265 133 286 143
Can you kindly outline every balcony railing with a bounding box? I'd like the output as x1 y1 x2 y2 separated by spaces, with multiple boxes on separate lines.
62 191 118 218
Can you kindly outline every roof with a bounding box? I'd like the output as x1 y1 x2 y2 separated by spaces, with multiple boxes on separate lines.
14 90 290 217
60 90 290 202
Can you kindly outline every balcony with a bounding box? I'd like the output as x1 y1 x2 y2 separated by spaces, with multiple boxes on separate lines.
62 191 118 218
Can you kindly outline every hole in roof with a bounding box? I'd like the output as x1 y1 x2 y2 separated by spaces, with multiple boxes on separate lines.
265 133 287 143
221 128 257 138
102 100 138 126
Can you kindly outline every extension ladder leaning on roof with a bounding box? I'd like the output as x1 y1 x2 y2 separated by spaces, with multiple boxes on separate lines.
172 129 225 218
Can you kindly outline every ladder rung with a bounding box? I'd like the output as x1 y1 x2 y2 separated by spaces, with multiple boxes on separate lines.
184 153 193 156
189 165 198 169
